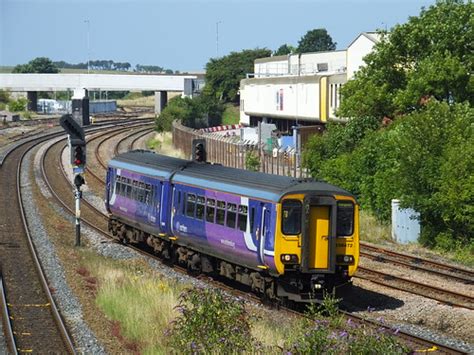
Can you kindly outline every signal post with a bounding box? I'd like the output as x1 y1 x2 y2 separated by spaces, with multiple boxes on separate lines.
59 114 86 247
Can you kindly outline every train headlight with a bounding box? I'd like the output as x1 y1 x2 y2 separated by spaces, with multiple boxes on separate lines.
280 254 299 264
336 255 355 265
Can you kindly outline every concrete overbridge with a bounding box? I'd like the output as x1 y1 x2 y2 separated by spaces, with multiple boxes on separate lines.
0 73 198 114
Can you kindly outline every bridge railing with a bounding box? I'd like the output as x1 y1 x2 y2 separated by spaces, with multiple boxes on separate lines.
172 120 309 178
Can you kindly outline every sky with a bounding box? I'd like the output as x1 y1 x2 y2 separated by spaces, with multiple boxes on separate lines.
0 0 436 72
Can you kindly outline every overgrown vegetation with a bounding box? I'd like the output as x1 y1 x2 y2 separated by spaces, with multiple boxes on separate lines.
245 151 260 171
304 1 473 261
166 288 409 354
155 95 224 131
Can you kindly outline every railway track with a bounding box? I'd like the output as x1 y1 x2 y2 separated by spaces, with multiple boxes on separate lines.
360 243 474 285
38 134 468 354
85 124 154 184
356 267 474 310
0 133 75 353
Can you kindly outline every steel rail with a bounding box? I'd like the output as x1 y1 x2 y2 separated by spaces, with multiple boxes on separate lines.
356 267 474 310
0 270 17 355
360 242 474 284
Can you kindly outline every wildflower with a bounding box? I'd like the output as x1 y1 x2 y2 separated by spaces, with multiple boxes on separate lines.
367 306 375 312
376 316 384 323
393 328 400 335
339 331 348 338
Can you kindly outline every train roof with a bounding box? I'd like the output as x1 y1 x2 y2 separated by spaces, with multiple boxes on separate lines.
109 150 354 202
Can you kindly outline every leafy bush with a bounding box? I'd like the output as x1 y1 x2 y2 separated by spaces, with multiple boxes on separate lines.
304 101 473 250
166 287 257 353
155 95 224 132
284 294 408 354
245 151 260 171
0 89 10 104
9 97 28 112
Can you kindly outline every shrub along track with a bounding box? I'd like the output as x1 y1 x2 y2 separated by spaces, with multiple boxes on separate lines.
0 133 75 354
40 135 467 354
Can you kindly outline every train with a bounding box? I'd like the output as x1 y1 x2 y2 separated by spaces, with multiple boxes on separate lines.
105 150 359 302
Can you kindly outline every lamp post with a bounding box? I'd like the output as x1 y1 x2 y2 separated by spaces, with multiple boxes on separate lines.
216 21 222 58
84 19 90 74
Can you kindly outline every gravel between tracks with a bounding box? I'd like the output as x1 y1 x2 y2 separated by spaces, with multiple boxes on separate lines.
21 138 209 353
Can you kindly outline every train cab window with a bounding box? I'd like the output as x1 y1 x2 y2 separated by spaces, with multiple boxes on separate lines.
216 200 226 225
238 205 248 231
196 196 205 220
337 201 354 236
226 203 237 228
206 199 216 223
282 200 302 235
186 194 196 218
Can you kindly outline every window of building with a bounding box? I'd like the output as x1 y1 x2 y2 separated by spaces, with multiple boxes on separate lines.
196 196 205 220
238 205 248 231
282 200 302 235
206 199 216 223
317 63 328 72
216 200 226 225
226 203 237 228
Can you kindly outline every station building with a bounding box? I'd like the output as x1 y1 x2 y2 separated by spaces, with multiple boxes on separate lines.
239 32 381 131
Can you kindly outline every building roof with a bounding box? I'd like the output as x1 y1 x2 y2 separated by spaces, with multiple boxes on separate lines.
347 32 382 48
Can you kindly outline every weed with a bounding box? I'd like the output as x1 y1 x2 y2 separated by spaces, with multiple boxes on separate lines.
166 287 258 353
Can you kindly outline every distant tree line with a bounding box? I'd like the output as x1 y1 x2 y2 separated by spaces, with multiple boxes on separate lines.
13 57 179 74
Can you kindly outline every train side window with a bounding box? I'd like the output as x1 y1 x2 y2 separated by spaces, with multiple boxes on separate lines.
182 192 186 215
186 194 196 218
282 200 302 235
238 205 248 231
216 200 226 225
115 181 121 195
337 201 354 236
226 203 237 228
206 199 216 223
126 183 132 198
196 196 205 220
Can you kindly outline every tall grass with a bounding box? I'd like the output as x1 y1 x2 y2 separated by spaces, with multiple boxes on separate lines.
359 210 393 244
79 252 185 353
146 132 186 158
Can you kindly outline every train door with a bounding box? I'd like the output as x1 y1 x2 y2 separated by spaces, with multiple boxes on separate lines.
255 203 271 266
309 206 330 269
303 197 336 272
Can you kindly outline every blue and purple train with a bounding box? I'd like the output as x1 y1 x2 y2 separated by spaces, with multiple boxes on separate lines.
105 150 359 302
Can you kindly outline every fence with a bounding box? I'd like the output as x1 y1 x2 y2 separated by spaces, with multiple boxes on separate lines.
172 121 309 178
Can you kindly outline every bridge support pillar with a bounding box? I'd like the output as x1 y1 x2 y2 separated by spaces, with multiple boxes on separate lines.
27 91 38 111
155 91 168 115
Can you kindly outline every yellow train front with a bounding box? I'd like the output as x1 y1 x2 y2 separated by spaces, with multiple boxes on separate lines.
273 184 359 302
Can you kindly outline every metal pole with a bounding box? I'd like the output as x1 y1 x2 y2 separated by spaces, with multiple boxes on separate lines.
84 19 90 74
74 185 82 246
216 21 222 57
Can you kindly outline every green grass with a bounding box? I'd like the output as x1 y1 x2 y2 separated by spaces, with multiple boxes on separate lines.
221 104 240 125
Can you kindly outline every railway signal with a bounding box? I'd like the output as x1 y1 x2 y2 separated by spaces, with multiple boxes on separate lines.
59 114 86 247
192 138 206 162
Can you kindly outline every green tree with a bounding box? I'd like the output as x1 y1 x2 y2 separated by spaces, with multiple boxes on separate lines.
339 0 473 120
13 57 59 73
273 44 295 56
204 48 272 103
296 28 336 53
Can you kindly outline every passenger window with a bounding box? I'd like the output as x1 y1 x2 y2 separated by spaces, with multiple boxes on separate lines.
126 184 132 198
196 196 205 220
206 199 216 223
216 200 226 225
250 207 255 232
182 192 186 215
186 194 196 217
226 203 237 228
238 205 248 231
282 200 302 235
337 201 354 236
